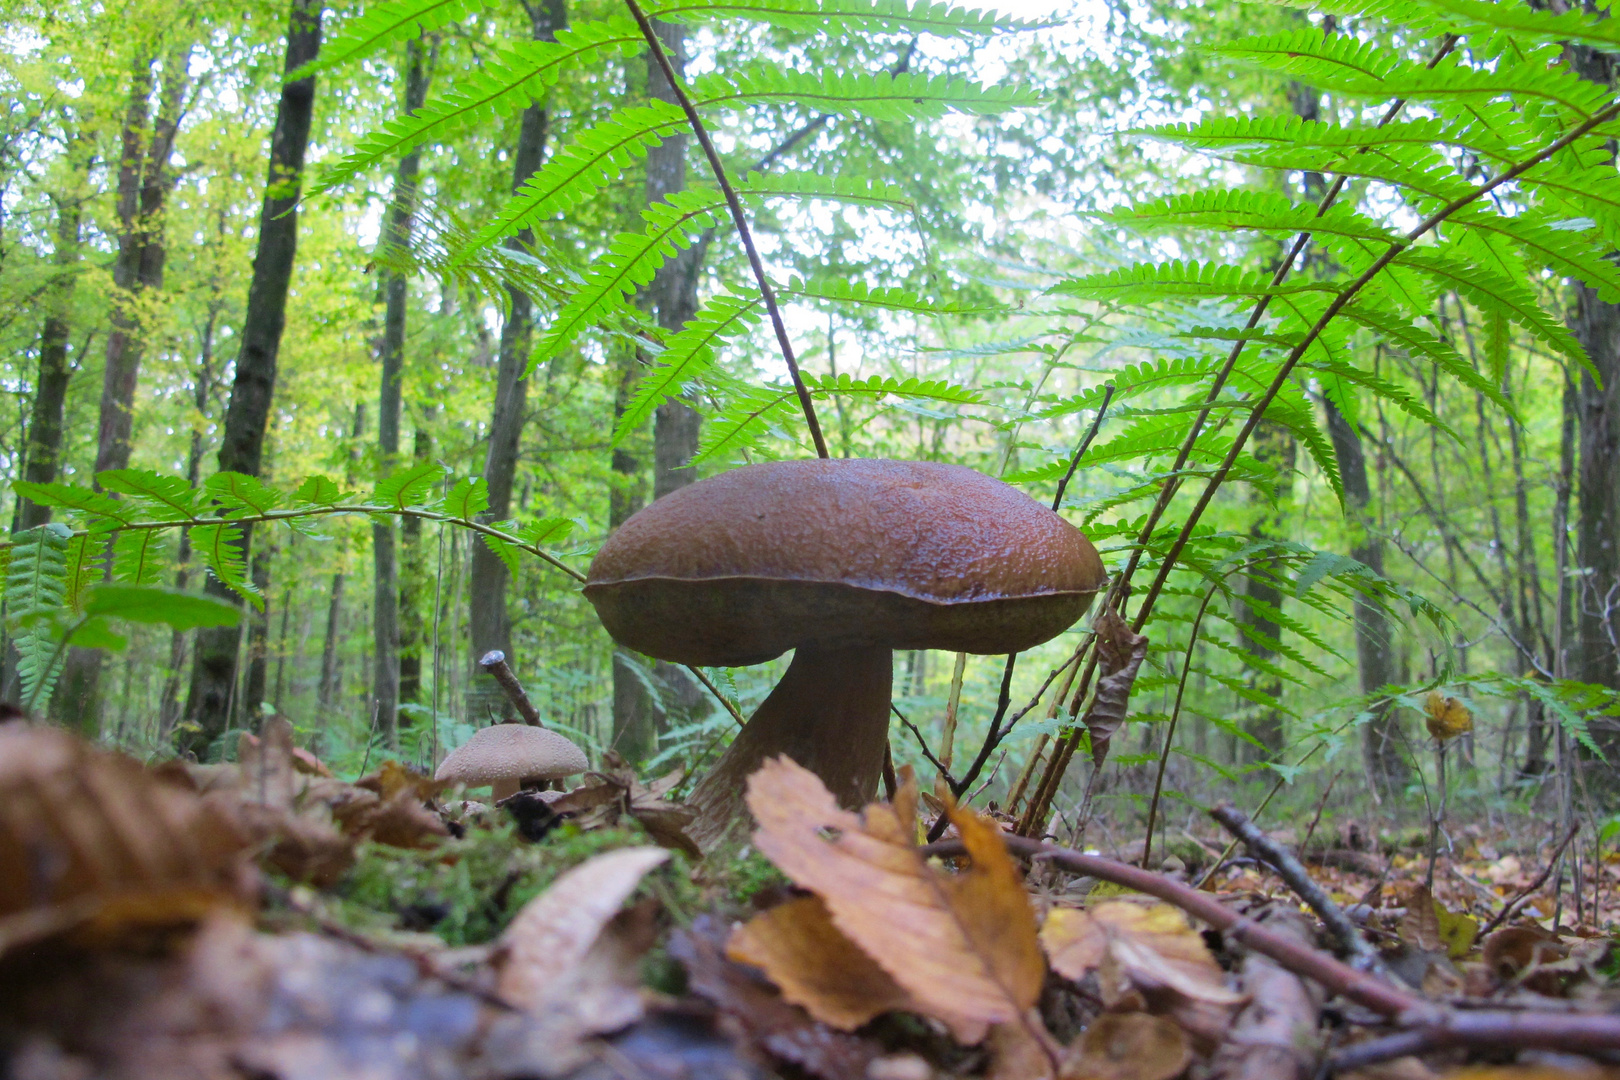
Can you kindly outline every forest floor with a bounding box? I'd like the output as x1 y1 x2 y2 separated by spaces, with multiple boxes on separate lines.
3 717 1619 1080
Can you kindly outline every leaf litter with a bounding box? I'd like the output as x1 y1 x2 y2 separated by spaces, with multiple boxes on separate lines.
4 723 1620 1080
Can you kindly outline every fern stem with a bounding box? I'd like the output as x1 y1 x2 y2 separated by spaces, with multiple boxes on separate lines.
1132 96 1620 630
1140 577 1218 869
1110 34 1461 620
623 0 830 458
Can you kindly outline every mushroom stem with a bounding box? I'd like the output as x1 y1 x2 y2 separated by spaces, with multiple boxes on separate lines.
490 777 521 802
689 644 892 850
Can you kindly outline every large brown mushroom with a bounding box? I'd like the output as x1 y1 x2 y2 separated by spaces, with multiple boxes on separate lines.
435 723 589 802
583 458 1107 847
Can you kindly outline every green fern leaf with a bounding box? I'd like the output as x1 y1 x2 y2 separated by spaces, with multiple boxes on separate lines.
11 481 128 524
206 471 285 516
316 20 643 193
692 385 799 464
375 460 448 510
650 0 1043 36
7 523 71 709
293 475 345 506
615 294 765 444
294 0 484 78
97 469 198 522
1107 191 1397 244
112 530 167 586
805 372 983 404
61 533 104 614
1050 261 1335 305
1446 206 1620 302
189 523 261 608
444 477 489 519
692 66 1037 121
1394 247 1587 366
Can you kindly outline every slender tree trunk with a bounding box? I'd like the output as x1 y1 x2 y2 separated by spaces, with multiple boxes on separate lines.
398 413 432 709
1326 400 1409 791
319 403 364 715
468 0 565 691
1238 422 1294 758
372 38 432 749
272 581 293 711
241 542 273 724
179 0 321 757
18 191 83 530
1571 286 1620 698
55 49 188 728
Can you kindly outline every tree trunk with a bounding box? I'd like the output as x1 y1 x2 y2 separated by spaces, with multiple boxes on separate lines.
18 191 83 530
179 0 321 757
1571 286 1620 697
372 38 432 749
1326 399 1409 792
1238 421 1294 758
319 403 364 716
241 542 274 725
398 413 433 709
468 0 566 697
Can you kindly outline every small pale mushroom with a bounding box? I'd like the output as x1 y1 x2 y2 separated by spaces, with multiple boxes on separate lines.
434 723 589 802
583 458 1107 848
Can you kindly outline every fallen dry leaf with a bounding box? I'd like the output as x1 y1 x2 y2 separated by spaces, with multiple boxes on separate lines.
497 845 669 1010
1083 608 1150 766
354 757 445 802
1424 692 1473 742
0 724 252 952
545 756 701 857
1042 901 1242 1046
728 894 914 1030
1400 885 1445 953
747 756 1044 1044
674 916 883 1080
1064 1012 1190 1080
1206 907 1322 1080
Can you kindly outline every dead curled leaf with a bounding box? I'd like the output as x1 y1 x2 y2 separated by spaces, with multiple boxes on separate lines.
544 754 701 857
1083 608 1149 767
727 894 913 1030
1041 902 1243 1047
0 724 253 951
744 756 1044 1044
1065 1012 1191 1080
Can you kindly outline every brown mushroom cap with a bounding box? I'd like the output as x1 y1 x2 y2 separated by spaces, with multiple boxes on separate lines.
585 458 1106 666
434 724 588 790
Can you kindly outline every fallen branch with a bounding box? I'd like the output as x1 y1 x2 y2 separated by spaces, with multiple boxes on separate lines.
1210 804 1385 975
1478 823 1581 936
921 834 1620 1063
479 650 542 726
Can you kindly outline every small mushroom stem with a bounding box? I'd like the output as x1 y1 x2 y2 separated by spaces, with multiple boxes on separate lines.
490 777 521 802
689 644 892 850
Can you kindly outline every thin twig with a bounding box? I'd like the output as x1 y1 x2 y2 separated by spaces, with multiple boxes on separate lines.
893 702 957 788
925 834 1620 1064
1051 383 1115 511
623 0 828 458
1141 580 1218 867
1300 770 1341 855
687 664 746 727
478 649 543 726
1210 804 1386 975
1479 823 1581 936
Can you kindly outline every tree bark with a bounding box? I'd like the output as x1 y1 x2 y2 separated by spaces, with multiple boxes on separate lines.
1238 421 1294 759
319 403 365 716
1570 286 1620 697
241 541 274 724
372 37 432 749
179 0 321 757
1326 399 1409 792
398 413 433 709
18 188 82 530
468 0 565 694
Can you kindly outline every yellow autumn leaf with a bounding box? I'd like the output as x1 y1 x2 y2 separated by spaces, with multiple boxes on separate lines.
1425 691 1473 742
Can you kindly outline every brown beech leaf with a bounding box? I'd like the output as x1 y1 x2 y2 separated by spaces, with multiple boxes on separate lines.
0 725 252 951
1084 608 1150 766
674 917 883 1080
496 845 669 1012
354 757 445 801
1399 885 1444 953
1064 1012 1191 1080
746 755 1044 1044
1042 902 1242 1047
728 894 914 1030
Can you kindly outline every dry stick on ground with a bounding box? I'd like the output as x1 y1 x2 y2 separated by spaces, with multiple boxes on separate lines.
623 0 829 459
1210 804 1387 976
478 650 542 726
1478 823 1582 936
921 834 1620 1062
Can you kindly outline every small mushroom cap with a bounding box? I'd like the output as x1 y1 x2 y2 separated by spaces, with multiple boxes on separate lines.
585 458 1106 667
434 724 589 787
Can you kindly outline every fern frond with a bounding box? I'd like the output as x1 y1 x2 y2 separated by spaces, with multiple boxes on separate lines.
61 533 103 614
787 277 1005 315
649 0 1042 36
7 523 71 709
443 476 490 519
112 530 166 586
189 523 260 608
615 294 766 444
375 460 448 509
316 21 642 193
11 481 129 524
295 0 484 78
1308 0 1620 53
1394 247 1587 366
692 67 1036 120
1446 206 1620 302
1336 302 1513 414
692 385 800 464
1050 261 1335 305
293 475 345 506
1107 191 1397 244
463 103 687 258
206 471 285 516
97 469 198 522
805 372 983 403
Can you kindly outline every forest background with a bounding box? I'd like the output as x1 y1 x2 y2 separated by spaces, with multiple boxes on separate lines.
3 0 1618 865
